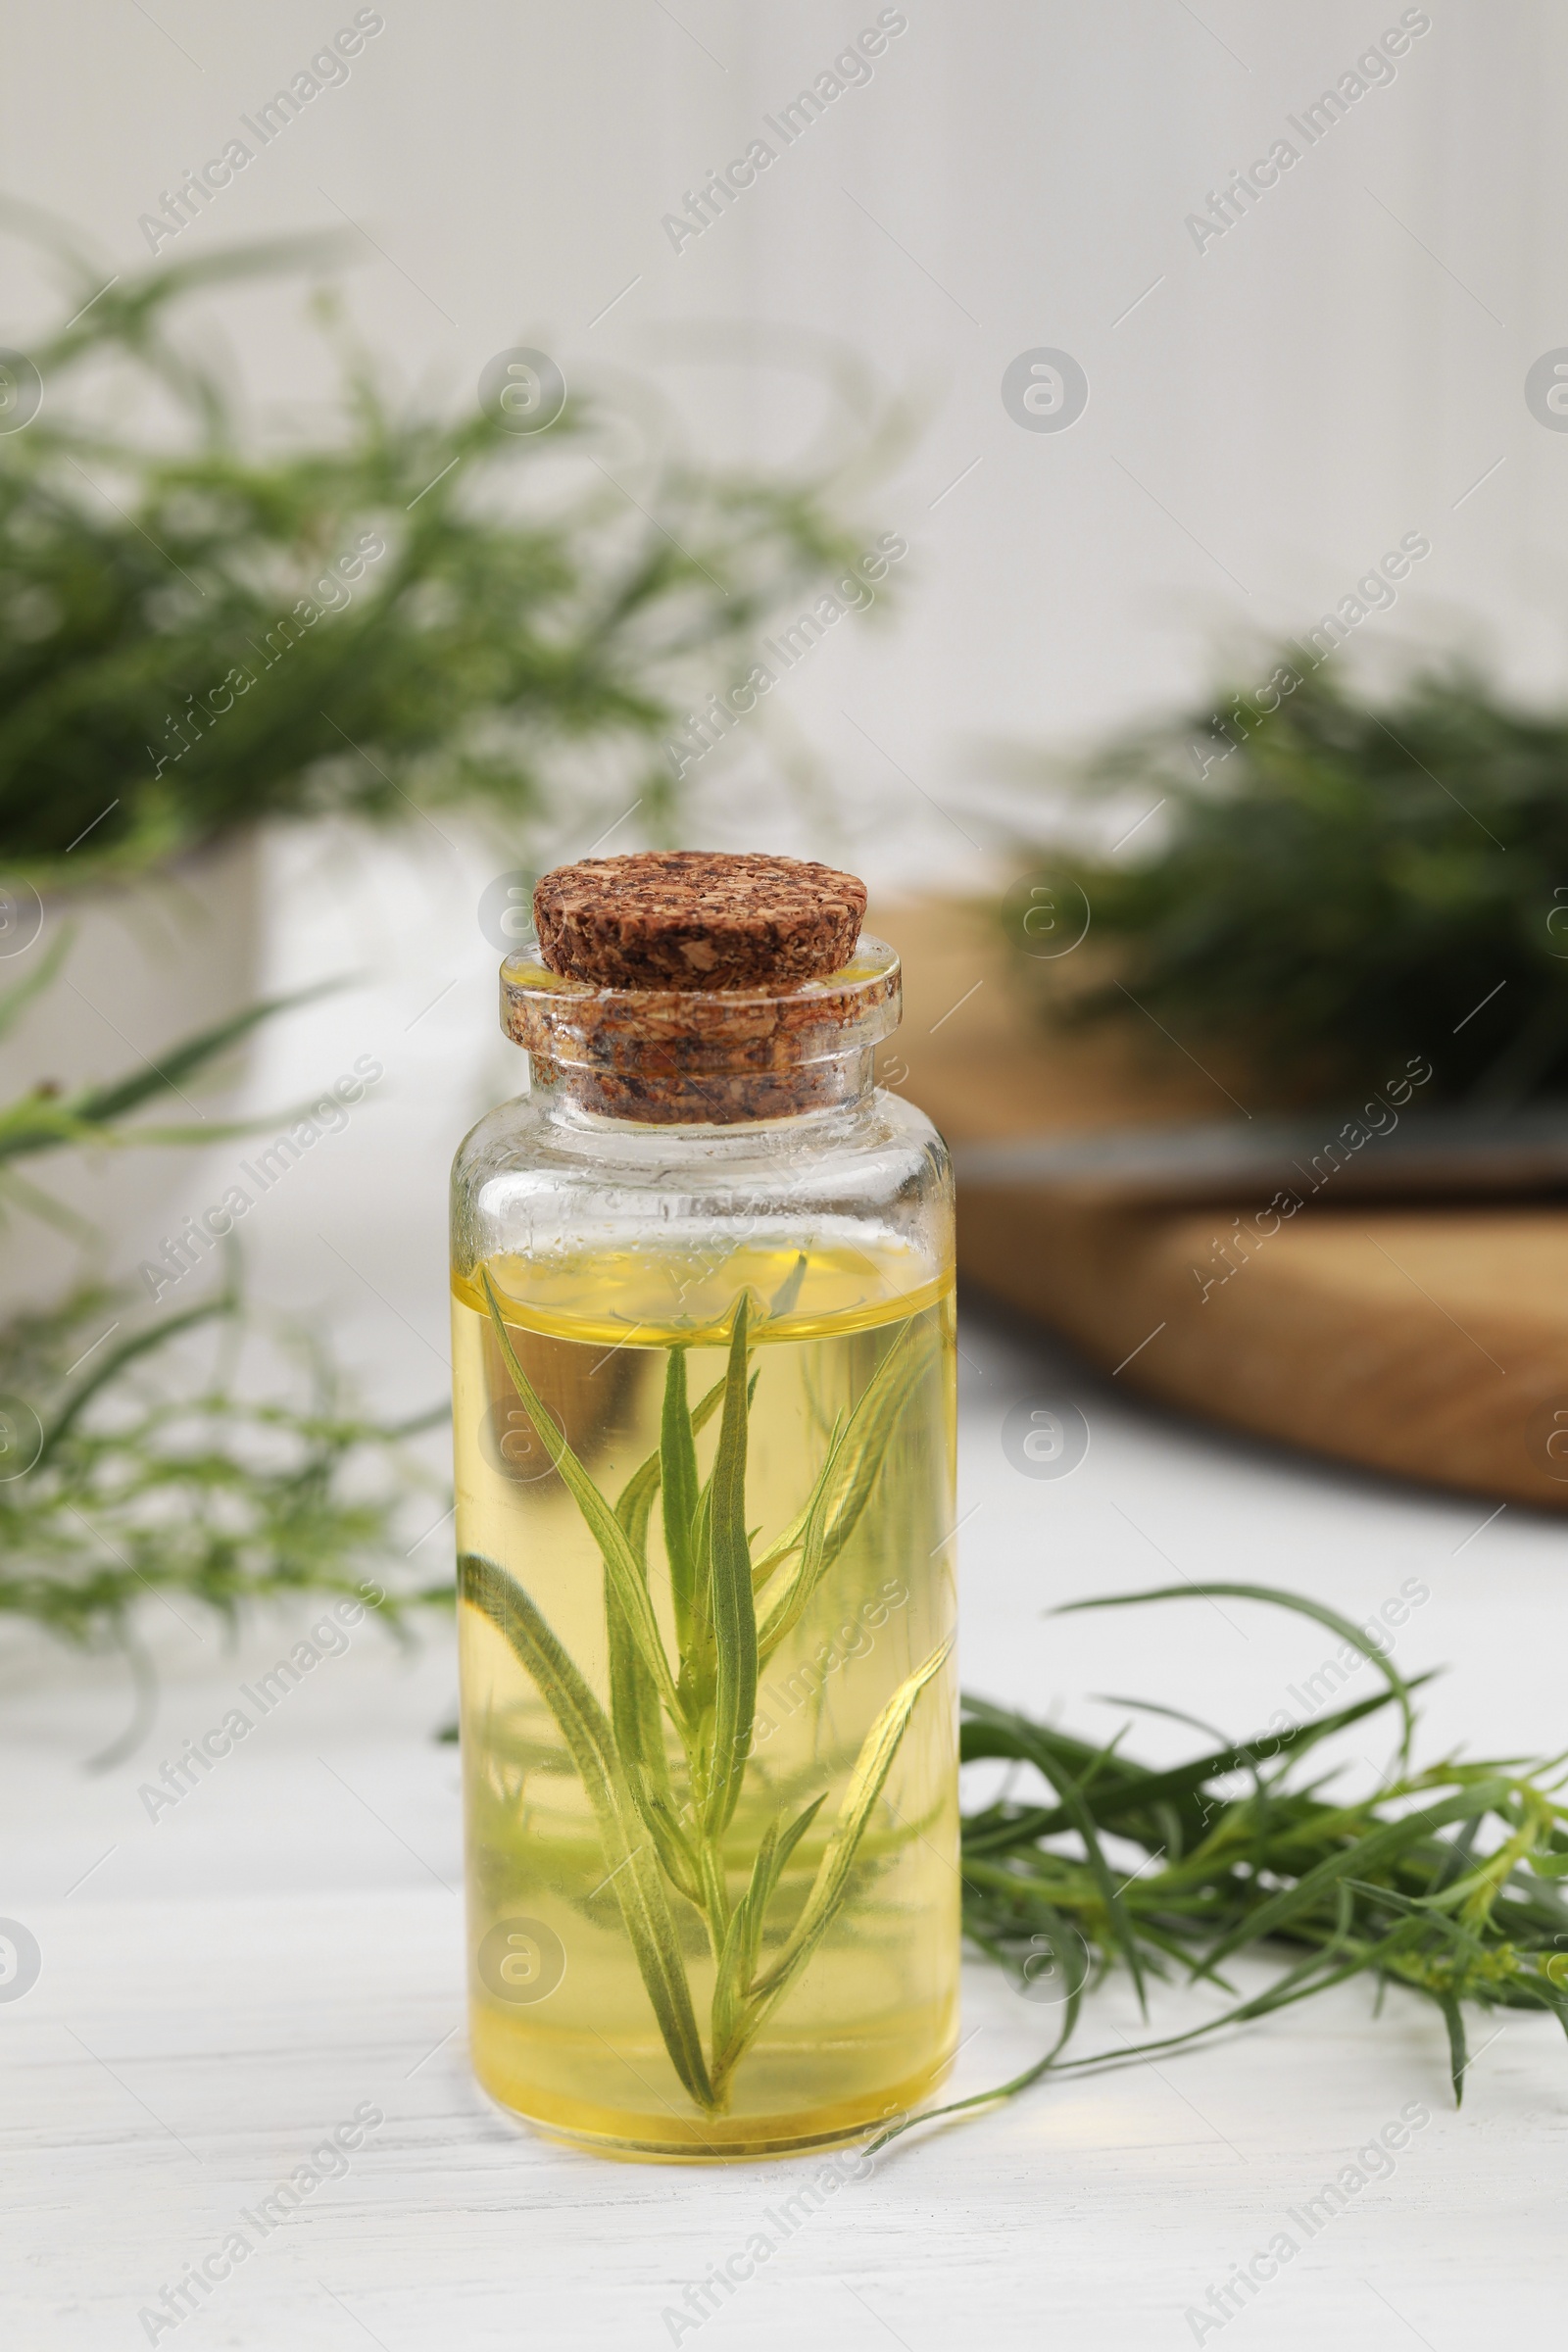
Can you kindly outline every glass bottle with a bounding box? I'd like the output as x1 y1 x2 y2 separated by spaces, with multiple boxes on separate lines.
450 916 957 2159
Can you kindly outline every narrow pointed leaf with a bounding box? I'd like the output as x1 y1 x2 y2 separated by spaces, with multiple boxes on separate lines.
714 1787 830 2059
811 1328 934 1572
1019 1732 1150 2016
459 1549 714 2111
612 1448 662 1562
733 1636 952 2068
712 1821 777 2060
959 1680 1432 1857
771 1788 828 1881
1057 1581 1419 1762
63 981 341 1130
683 1476 714 1697
703 1294 758 1838
661 1347 701 1653
1202 1782 1510 1968
751 1411 844 1592
1438 1989 1468 2106
767 1250 808 1319
757 1324 933 1654
480 1270 680 1722
40 1290 237 1461
607 1454 691 1897
602 1365 733 1564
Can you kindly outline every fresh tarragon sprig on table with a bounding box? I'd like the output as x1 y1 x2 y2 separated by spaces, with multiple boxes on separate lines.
461 1269 947 2113
870 1584 1568 2152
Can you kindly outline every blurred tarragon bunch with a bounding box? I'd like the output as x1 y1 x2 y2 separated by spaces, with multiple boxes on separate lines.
0 952 446 1754
1007 656 1568 1106
0 206 900 882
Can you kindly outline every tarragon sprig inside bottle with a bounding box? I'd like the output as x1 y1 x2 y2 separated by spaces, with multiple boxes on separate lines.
463 1268 949 2112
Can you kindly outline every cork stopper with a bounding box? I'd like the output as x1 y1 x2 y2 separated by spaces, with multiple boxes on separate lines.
533 851 867 992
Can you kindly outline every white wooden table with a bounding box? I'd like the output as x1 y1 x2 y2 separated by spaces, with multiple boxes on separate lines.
7 1290 1566 2352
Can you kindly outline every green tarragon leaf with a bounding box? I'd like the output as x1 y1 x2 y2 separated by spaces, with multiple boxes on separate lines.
714 1634 953 2088
459 1548 715 2113
1201 1781 1512 1969
756 1321 935 1660
712 1792 826 2062
607 1447 695 1904
1056 1580 1420 1764
701 1294 759 1841
661 1346 701 1653
479 1270 681 1725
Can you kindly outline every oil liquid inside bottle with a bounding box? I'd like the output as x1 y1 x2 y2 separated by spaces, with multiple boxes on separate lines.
452 1238 958 2159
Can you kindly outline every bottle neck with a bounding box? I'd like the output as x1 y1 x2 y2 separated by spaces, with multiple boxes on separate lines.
526 1043 879 1129
499 935 902 1128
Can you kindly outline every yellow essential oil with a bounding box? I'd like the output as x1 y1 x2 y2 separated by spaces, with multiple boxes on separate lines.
453 1238 958 2159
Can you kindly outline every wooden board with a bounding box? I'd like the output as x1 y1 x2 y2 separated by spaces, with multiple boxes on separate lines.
874 899 1568 1513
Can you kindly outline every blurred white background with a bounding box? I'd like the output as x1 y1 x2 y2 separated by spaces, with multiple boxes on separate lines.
7 17 1567 2347
7 0 1567 891
0 0 1555 1622
1 0 1557 1657
9 0 1562 1328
